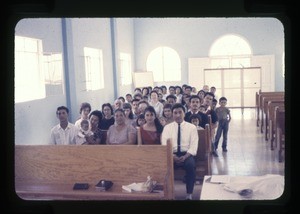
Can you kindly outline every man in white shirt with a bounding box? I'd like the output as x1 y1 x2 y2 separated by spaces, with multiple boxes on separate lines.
50 106 79 145
161 103 198 200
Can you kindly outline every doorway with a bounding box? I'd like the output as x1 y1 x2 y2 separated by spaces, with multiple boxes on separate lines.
204 67 261 108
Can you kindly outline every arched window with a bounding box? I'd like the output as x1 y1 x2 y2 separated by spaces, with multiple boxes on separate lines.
209 34 252 68
146 47 181 82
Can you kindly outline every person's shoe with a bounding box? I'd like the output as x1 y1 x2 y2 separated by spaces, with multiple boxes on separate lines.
212 150 219 157
222 148 228 152
186 194 192 200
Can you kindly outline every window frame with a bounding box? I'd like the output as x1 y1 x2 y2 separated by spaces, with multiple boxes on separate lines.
83 47 105 91
120 52 133 86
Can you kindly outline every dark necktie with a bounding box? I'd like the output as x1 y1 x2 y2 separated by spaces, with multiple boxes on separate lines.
177 123 181 154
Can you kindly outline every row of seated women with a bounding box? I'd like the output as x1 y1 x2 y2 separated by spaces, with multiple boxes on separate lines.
76 105 163 145
74 89 211 146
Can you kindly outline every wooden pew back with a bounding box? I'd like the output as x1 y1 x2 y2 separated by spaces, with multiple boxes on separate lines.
260 95 284 133
275 107 285 162
258 92 284 109
263 96 285 115
207 114 213 151
256 91 284 126
275 108 285 133
15 143 174 200
261 96 284 135
268 101 285 123
268 101 285 148
195 124 212 177
196 124 211 161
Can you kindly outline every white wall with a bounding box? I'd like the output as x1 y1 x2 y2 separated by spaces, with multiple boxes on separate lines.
69 18 115 120
15 18 66 145
133 18 284 91
115 18 135 97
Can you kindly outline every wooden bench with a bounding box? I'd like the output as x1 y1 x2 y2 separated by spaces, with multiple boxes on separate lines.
260 95 284 133
262 97 284 138
195 124 212 178
274 107 285 162
174 124 212 181
255 90 284 127
15 143 174 200
267 101 285 149
207 115 214 151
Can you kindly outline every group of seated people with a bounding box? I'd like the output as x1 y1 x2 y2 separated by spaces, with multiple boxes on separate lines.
50 84 218 146
50 84 227 200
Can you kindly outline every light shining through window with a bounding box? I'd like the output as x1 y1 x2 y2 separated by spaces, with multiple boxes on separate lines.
15 36 46 103
209 34 252 68
146 46 181 82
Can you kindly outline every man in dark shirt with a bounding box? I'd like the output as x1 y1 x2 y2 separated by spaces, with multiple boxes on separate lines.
184 95 208 128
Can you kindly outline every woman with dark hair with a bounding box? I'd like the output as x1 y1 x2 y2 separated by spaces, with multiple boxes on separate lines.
140 106 163 145
142 87 150 97
175 85 183 104
197 90 206 102
99 103 115 144
85 110 103 144
123 103 136 127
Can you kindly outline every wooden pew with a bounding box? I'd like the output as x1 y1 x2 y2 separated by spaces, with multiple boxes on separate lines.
207 114 214 151
256 90 284 124
268 102 285 150
256 91 284 127
274 107 285 162
15 142 174 200
136 127 142 145
260 94 284 133
195 124 212 178
255 89 262 126
174 124 211 181
262 97 284 139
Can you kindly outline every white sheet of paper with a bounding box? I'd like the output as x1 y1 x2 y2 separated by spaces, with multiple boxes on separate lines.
210 175 231 184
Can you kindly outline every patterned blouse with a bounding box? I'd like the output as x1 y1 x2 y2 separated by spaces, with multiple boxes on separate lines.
106 124 137 145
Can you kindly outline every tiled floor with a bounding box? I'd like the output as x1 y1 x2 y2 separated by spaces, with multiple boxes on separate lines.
174 108 285 200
